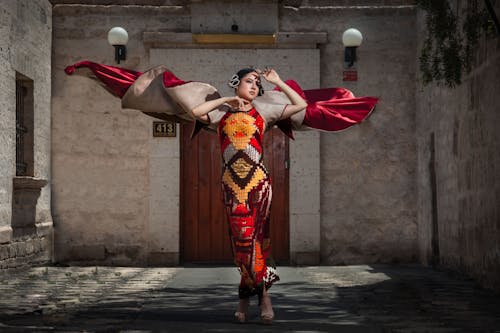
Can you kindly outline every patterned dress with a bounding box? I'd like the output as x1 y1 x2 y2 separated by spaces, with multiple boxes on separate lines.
218 107 279 300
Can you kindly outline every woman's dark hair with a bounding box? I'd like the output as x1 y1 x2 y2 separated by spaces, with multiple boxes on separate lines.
233 68 264 96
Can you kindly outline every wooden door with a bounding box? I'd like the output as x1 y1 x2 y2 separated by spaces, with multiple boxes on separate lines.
180 123 289 264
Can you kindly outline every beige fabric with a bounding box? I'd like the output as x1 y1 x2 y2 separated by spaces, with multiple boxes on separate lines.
165 81 228 130
119 66 308 132
121 66 179 115
290 108 307 131
253 91 307 130
120 66 226 128
252 91 287 128
206 109 227 131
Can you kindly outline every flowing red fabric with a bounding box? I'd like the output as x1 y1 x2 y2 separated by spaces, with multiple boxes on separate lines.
64 62 378 135
162 70 187 88
64 61 142 98
303 88 378 131
64 61 187 97
275 80 378 133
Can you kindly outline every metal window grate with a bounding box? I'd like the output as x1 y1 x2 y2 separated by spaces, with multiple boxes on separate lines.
16 80 28 176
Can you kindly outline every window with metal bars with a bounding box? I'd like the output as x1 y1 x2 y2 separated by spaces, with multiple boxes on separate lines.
15 73 34 177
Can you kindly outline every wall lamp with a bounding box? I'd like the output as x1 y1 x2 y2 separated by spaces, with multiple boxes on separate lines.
107 27 128 64
342 28 363 68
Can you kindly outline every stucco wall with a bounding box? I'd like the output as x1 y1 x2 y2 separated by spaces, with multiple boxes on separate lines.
0 0 53 268
281 4 418 264
52 1 323 265
52 4 189 265
415 7 500 292
52 1 421 266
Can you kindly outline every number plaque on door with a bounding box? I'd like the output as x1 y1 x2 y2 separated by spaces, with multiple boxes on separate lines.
153 121 176 137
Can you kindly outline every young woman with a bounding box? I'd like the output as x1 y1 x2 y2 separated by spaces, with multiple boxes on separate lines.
64 60 377 325
192 68 307 324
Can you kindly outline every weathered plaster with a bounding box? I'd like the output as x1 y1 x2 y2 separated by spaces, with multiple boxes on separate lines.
0 0 53 268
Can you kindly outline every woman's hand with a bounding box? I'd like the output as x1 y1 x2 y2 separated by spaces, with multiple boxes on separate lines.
260 68 281 85
226 96 251 110
259 67 307 120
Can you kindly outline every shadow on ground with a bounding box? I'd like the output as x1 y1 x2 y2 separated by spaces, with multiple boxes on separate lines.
0 265 499 332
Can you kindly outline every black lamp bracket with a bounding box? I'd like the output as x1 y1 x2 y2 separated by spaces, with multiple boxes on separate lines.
344 46 357 68
114 45 126 64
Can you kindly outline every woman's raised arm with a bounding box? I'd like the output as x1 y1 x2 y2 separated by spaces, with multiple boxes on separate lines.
260 69 308 119
192 96 250 121
192 97 229 122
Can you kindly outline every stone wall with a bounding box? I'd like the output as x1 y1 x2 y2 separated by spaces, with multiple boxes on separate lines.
51 1 420 266
51 4 189 265
415 6 500 292
0 0 53 269
52 1 320 265
10 0 497 292
281 4 419 264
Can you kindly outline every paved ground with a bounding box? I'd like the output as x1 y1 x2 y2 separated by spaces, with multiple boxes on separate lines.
0 264 499 332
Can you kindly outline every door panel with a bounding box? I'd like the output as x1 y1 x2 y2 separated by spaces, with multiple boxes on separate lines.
150 48 318 264
180 124 289 263
264 127 290 262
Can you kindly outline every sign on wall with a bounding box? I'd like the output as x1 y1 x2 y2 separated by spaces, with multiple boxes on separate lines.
153 121 176 137
343 70 358 81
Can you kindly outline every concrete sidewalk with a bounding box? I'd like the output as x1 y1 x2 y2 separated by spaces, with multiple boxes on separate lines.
0 264 499 332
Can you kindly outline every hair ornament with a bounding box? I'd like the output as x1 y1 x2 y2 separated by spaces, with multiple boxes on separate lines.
228 74 240 88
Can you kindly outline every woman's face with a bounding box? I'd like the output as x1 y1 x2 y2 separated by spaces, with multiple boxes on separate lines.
236 72 260 101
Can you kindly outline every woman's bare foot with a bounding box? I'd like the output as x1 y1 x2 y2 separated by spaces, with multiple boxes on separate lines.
234 297 250 323
260 289 274 324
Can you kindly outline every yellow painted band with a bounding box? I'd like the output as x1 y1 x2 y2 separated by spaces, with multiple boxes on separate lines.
192 34 276 44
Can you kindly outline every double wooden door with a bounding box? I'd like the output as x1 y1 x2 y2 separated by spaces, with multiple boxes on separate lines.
180 123 289 263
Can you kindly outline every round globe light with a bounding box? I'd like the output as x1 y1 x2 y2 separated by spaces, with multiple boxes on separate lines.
342 28 363 47
107 27 129 46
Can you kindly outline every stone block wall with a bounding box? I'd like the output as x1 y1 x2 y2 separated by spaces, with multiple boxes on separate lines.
2 0 497 296
0 0 53 269
12 0 496 292
280 3 419 264
51 4 190 265
0 237 52 269
51 1 421 266
415 6 500 292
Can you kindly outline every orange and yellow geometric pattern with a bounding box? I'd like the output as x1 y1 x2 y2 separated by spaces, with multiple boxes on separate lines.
218 108 279 300
222 166 266 204
222 112 257 150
